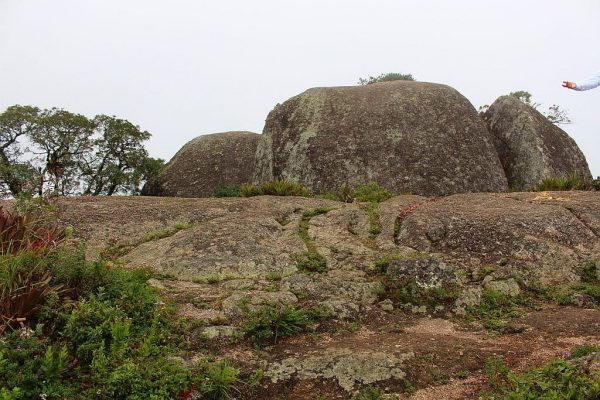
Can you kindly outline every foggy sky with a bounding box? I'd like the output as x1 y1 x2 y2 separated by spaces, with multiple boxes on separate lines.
1 0 599 176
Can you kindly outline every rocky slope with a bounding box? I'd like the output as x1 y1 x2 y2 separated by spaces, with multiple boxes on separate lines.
57 192 600 399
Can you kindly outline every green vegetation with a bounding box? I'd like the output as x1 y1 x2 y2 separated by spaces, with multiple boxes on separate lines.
0 105 163 197
373 254 403 274
466 289 529 332
212 184 241 197
481 354 600 399
353 182 392 203
362 201 382 236
353 385 385 399
569 345 600 359
383 277 459 308
537 171 587 191
0 203 261 399
243 302 327 345
240 180 311 197
296 207 331 273
295 251 327 273
101 222 195 260
358 73 416 85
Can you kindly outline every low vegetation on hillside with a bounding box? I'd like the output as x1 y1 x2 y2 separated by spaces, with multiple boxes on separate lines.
0 199 261 399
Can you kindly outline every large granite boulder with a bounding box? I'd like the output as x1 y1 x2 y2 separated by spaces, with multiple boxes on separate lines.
143 131 259 197
254 81 508 196
483 96 592 190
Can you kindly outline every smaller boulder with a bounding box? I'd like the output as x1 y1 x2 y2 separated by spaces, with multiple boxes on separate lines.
484 96 592 190
143 131 260 197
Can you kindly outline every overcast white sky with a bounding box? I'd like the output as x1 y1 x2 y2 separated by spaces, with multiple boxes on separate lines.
1 0 598 176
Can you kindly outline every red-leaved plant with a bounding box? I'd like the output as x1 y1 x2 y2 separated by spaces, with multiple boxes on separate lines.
0 205 65 332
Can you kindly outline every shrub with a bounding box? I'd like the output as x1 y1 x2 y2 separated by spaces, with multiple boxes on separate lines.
240 180 311 197
354 182 392 203
481 358 600 399
358 73 415 85
243 302 326 345
373 254 403 274
296 251 327 273
353 385 384 399
466 290 527 332
200 361 243 400
212 184 241 198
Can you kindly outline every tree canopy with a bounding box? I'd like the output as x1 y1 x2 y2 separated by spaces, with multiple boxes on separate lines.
0 105 163 198
358 73 415 85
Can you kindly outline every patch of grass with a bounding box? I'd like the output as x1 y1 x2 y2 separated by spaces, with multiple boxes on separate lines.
240 180 311 197
569 345 600 359
276 217 291 226
354 182 392 203
362 202 382 236
296 208 331 273
353 385 384 400
481 356 600 399
484 357 510 389
373 254 403 274
580 260 598 283
243 302 327 345
466 290 529 332
266 272 283 282
403 378 417 396
295 251 327 273
456 370 470 379
537 171 586 191
383 276 459 309
212 184 241 198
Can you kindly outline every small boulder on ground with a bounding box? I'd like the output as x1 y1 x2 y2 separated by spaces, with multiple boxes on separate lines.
483 96 592 190
142 131 260 197
254 81 508 196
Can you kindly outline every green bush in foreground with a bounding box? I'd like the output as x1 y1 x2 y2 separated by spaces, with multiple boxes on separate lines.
0 245 195 399
481 355 600 399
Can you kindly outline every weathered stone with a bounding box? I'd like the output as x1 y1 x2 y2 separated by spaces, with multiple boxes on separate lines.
221 290 298 319
254 81 508 196
143 131 260 197
453 287 483 316
266 348 414 392
397 192 599 285
378 299 394 312
386 256 459 289
484 278 521 297
201 326 239 340
484 96 592 190
320 298 360 319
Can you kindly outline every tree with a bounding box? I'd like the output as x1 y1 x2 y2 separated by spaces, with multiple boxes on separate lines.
81 115 153 195
0 105 40 196
0 104 160 198
29 108 96 195
358 73 415 85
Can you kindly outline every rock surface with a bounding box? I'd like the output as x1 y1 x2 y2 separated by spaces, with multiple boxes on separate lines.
54 192 600 398
484 96 592 190
254 81 508 196
142 131 259 197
